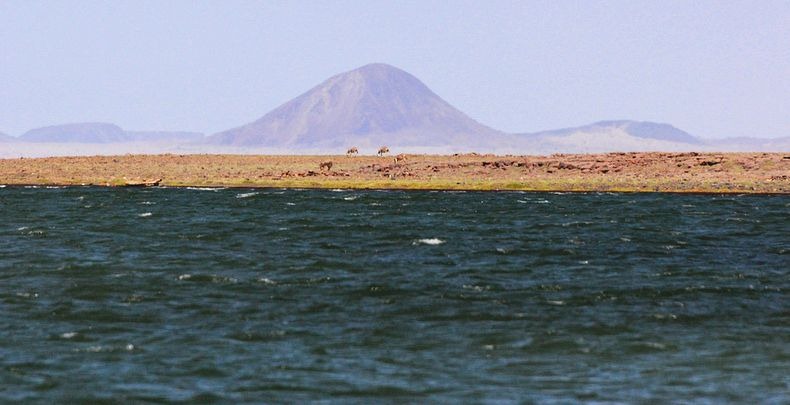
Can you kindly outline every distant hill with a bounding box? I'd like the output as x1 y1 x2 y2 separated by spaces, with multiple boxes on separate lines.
511 120 710 153
4 64 786 155
513 121 788 153
209 63 507 150
18 123 204 144
528 120 701 144
212 64 762 154
21 123 128 143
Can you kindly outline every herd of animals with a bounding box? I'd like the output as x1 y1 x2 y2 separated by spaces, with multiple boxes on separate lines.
319 146 404 171
345 146 394 156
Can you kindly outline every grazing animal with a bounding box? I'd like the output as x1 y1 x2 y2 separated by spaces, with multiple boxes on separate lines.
319 161 333 171
393 153 407 164
377 146 390 156
346 147 359 156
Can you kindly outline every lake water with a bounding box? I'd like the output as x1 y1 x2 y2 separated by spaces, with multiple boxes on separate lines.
1 187 788 402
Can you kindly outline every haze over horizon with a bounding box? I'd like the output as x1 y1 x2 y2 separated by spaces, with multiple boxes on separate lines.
1 1 789 139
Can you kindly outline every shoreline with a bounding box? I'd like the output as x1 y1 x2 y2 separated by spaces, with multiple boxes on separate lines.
2 183 790 196
1 152 788 194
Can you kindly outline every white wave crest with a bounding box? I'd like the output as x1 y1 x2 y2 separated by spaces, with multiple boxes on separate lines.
518 199 550 204
186 187 224 191
414 238 445 245
138 212 152 217
236 192 259 199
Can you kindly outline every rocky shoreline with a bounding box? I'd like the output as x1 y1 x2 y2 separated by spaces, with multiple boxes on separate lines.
0 152 787 194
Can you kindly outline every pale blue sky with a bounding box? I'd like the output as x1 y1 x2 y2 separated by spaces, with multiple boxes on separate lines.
1 0 788 138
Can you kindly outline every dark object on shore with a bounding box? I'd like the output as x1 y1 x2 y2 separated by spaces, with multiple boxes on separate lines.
319 161 333 171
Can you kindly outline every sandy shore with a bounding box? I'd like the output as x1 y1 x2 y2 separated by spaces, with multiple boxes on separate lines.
0 152 788 193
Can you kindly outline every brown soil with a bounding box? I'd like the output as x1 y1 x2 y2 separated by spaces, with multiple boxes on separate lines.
0 152 788 193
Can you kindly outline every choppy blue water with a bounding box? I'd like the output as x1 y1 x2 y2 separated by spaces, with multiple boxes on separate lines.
0 187 788 403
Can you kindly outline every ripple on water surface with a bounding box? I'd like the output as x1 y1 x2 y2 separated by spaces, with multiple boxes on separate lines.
0 188 787 402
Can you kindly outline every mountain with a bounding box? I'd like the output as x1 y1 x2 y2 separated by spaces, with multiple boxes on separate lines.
528 120 701 144
18 123 204 143
513 120 706 153
20 123 128 143
5 63 785 155
0 132 16 142
210 63 506 149
515 121 788 152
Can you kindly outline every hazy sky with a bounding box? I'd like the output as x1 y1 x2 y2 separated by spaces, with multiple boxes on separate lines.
1 0 788 138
